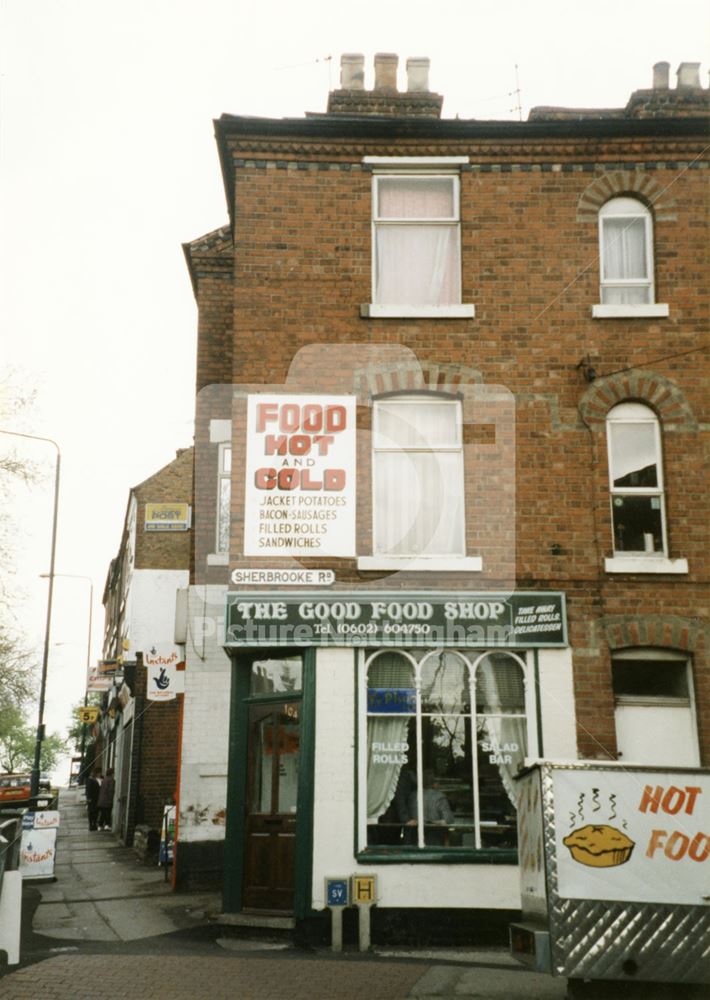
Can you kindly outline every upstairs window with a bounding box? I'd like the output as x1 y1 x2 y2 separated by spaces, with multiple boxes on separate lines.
373 174 461 307
599 197 654 306
606 403 666 556
373 395 464 558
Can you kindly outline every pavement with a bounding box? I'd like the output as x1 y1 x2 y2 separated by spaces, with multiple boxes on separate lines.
0 788 701 999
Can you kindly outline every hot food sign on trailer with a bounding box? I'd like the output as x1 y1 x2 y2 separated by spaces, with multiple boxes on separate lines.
243 394 356 558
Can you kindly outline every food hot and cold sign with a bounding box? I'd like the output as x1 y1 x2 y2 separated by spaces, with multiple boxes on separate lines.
244 395 356 558
234 393 567 648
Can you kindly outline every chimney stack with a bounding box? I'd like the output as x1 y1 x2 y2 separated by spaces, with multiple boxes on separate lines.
652 61 670 89
677 62 701 88
327 53 443 118
406 57 431 93
374 53 398 92
340 53 364 90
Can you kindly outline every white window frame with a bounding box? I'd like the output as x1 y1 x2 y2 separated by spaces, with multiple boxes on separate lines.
603 403 687 573
361 159 475 319
358 647 537 853
611 648 700 766
593 197 669 318
216 441 232 556
359 394 481 572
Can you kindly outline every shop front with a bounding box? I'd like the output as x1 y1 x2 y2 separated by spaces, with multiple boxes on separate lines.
221 591 575 940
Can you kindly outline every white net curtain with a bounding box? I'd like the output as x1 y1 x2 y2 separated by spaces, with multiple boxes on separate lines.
373 398 464 557
600 197 652 305
375 176 460 306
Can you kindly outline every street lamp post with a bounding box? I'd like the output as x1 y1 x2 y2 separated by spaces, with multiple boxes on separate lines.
40 573 94 782
0 429 60 799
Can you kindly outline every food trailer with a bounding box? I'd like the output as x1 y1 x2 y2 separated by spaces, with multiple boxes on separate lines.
510 761 710 990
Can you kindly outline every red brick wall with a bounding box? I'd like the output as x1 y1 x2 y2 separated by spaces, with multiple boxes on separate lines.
133 662 182 832
134 447 193 570
188 124 709 765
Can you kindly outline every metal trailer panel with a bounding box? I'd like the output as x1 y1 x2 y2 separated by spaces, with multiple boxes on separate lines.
534 761 710 985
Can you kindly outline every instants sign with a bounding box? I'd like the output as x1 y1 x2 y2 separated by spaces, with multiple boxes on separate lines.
225 591 567 648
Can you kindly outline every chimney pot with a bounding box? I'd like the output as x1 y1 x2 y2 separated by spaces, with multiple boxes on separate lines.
374 52 398 92
340 53 365 90
676 62 701 88
652 61 670 89
406 57 431 93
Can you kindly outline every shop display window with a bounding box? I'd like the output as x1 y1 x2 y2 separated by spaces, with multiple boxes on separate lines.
364 648 530 852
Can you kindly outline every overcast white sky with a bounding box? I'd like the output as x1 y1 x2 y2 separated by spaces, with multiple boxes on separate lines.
1 0 707 779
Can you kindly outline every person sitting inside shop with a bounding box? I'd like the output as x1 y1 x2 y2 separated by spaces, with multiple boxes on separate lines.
405 770 454 846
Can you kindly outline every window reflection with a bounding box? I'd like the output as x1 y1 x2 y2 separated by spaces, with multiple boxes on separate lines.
365 649 529 851
250 657 303 695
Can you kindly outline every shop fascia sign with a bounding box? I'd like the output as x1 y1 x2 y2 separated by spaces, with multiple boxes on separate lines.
225 591 567 648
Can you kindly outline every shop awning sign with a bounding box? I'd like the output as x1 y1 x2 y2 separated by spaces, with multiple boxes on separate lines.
225 591 567 648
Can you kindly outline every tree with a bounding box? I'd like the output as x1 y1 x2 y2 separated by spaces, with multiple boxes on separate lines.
0 704 66 774
66 696 102 753
0 373 39 611
0 624 36 711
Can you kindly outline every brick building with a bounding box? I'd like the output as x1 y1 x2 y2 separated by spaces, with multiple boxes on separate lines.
100 448 192 846
177 55 709 943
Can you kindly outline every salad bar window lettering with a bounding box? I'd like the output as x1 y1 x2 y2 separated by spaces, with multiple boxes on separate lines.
364 648 531 851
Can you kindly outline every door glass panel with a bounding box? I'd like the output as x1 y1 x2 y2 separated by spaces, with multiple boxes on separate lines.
250 657 302 695
250 716 274 814
277 712 300 814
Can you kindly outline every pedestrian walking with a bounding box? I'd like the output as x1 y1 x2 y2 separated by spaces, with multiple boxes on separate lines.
85 768 101 831
97 767 115 830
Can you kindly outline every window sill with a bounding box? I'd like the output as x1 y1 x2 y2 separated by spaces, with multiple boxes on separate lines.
604 556 688 574
360 304 476 319
592 304 669 319
357 847 517 865
206 552 229 566
357 556 482 572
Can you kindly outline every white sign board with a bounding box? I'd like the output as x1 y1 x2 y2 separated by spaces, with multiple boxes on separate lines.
553 769 710 905
31 811 59 830
244 395 356 557
86 665 111 692
19 828 58 879
144 645 184 701
231 568 335 587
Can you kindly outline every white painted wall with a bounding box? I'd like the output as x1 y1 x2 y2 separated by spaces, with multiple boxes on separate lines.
311 647 521 910
536 647 578 760
178 584 231 842
126 568 189 655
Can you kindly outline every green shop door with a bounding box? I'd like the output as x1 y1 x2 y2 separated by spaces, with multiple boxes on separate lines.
243 701 300 911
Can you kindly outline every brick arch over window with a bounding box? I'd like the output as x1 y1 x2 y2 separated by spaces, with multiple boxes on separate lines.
354 361 483 403
576 170 677 223
579 370 697 431
601 614 702 654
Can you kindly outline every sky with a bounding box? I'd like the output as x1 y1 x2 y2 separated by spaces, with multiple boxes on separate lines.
0 0 707 782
